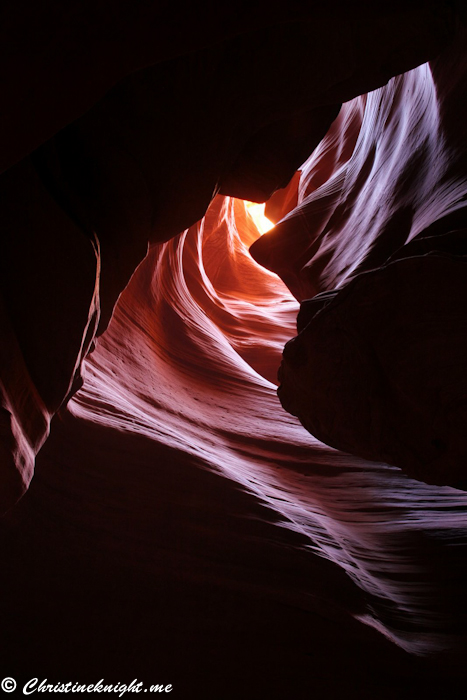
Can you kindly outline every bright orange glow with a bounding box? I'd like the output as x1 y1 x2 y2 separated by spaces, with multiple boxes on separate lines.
245 201 275 235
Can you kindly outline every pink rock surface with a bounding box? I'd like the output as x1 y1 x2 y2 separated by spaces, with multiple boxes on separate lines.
1 5 467 693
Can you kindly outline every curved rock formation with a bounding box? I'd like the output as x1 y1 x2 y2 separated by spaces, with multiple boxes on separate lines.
2 2 467 696
279 253 467 486
0 0 461 511
251 28 467 487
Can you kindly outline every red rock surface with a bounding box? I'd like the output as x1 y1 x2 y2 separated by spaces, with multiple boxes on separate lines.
2 194 467 696
1 2 459 509
2 3 467 696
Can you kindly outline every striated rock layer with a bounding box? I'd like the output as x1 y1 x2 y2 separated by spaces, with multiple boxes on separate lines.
2 193 464 694
67 191 467 655
252 29 467 488
0 0 461 510
2 3 467 694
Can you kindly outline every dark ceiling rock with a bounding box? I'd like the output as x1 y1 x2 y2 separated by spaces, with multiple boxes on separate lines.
1 0 458 175
219 106 343 202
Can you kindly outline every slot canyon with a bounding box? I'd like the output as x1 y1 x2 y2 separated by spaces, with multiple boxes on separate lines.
2 2 467 697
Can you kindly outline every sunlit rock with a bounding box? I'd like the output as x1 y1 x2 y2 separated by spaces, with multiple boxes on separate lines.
1 5 467 691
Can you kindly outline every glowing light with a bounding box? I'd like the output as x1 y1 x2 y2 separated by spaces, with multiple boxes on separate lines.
245 201 275 235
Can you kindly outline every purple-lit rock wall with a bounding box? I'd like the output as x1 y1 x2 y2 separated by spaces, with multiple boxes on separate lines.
1 3 467 696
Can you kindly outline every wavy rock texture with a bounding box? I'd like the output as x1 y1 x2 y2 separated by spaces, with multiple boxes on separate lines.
2 4 467 697
0 0 460 510
69 194 467 658
252 33 467 487
2 193 467 696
